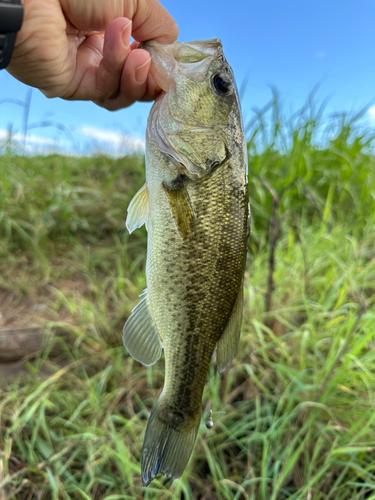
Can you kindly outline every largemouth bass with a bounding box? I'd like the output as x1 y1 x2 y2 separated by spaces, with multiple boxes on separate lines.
123 38 249 486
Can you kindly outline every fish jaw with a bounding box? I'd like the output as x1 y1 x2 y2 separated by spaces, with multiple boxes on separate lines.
139 40 176 92
140 38 224 92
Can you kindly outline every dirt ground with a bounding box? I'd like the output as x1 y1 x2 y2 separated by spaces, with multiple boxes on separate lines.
0 289 46 330
0 360 29 380
0 289 50 379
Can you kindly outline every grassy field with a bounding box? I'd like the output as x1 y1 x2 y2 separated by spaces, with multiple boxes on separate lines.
1 97 375 499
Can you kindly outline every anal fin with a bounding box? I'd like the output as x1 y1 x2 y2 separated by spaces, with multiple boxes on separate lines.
123 290 162 366
216 287 244 374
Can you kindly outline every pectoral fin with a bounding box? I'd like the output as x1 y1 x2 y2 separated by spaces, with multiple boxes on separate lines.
163 179 196 240
123 290 162 366
126 183 149 234
216 287 244 373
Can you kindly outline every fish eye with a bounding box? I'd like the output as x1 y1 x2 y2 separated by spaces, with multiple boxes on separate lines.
212 74 232 96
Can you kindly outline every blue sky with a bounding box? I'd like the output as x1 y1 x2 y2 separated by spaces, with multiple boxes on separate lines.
0 0 374 154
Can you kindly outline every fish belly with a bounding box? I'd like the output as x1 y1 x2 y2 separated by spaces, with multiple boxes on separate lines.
150 169 246 399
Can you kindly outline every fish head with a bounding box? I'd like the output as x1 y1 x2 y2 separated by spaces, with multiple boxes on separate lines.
143 39 242 180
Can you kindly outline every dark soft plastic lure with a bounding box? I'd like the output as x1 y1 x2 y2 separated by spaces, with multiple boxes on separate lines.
123 38 249 486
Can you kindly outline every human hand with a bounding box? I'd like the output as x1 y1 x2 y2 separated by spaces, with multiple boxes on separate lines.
7 0 178 110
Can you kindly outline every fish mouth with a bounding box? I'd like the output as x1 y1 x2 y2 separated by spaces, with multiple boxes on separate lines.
139 39 224 92
137 41 153 52
139 38 222 54
138 40 176 92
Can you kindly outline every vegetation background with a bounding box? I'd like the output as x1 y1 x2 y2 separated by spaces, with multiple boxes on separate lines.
1 93 375 499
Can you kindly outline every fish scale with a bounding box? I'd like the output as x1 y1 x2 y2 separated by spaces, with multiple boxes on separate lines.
123 38 249 485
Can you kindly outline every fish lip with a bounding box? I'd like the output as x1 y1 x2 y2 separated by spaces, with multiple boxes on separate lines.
137 40 158 52
139 38 223 52
138 40 172 55
137 41 147 50
138 40 177 65
139 41 177 92
139 38 223 59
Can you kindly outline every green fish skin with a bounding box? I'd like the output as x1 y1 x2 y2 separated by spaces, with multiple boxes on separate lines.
123 38 250 486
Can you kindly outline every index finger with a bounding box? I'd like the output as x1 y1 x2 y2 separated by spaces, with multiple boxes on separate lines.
131 0 178 44
61 0 178 44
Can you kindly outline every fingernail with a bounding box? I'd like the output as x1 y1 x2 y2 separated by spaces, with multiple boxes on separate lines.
135 57 151 84
122 20 132 49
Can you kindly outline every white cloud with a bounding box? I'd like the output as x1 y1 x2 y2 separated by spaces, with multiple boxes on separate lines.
0 128 60 148
368 106 375 121
23 134 59 146
79 126 145 153
0 126 146 156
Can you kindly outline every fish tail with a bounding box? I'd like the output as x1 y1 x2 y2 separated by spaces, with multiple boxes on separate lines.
141 394 201 486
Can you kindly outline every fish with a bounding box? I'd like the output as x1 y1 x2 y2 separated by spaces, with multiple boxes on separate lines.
123 38 250 486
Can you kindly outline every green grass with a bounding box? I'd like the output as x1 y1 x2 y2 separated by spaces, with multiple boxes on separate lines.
1 95 375 499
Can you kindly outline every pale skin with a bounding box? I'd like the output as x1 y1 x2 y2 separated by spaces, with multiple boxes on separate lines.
7 0 178 110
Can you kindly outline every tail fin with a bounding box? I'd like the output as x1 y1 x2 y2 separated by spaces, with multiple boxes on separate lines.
141 395 201 486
